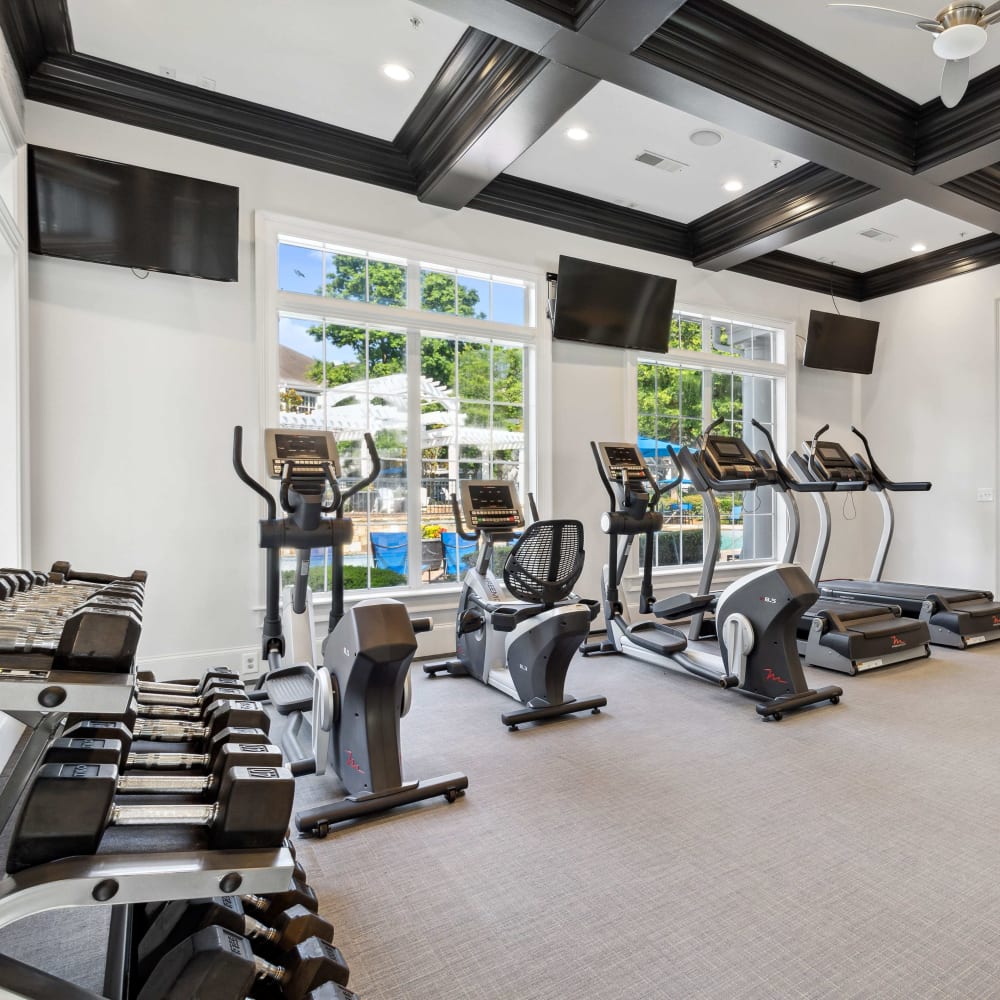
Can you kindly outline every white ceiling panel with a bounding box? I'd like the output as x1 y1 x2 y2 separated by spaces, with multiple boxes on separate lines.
730 0 1000 104
505 81 807 223
784 200 989 270
67 0 467 140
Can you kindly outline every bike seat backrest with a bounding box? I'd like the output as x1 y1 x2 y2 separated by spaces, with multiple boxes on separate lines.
503 520 586 606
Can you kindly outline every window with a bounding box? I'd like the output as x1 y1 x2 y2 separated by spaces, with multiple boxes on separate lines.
264 218 538 594
636 310 787 571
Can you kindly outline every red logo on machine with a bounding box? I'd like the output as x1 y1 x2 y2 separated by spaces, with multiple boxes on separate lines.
891 635 906 648
345 750 365 774
993 616 1000 627
764 668 787 685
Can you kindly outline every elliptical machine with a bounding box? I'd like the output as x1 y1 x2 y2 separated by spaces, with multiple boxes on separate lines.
582 434 842 719
424 480 607 730
233 426 468 836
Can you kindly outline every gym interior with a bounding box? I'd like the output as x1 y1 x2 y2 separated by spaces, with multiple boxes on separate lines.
1 2 1000 997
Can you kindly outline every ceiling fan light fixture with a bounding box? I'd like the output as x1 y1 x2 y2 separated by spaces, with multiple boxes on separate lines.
932 23 988 60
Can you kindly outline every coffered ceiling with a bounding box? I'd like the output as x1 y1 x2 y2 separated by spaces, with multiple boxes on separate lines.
4 0 1000 300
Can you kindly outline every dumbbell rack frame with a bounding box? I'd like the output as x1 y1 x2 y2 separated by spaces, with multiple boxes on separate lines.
0 846 296 1000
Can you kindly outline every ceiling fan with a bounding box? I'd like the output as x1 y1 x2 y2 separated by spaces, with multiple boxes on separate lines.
829 2 1000 107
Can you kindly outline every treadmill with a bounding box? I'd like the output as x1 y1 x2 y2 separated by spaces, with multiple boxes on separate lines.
795 425 1000 649
752 420 931 674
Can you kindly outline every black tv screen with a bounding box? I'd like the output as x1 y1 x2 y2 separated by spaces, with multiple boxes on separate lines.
28 146 239 282
804 310 879 374
551 255 676 353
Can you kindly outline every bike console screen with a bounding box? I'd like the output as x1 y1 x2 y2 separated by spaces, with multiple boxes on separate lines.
460 481 524 531
265 429 340 479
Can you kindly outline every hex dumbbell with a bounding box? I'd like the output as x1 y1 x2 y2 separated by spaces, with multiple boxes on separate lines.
61 720 271 768
136 667 241 698
243 879 320 919
137 896 334 980
66 699 271 743
137 925 348 1000
7 761 294 871
43 738 282 797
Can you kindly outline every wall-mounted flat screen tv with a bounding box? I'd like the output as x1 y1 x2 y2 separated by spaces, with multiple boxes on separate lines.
803 310 879 374
28 146 239 282
551 255 676 353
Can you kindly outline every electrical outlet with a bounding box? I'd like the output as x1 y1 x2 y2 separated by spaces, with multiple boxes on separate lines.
242 652 257 675
977 488 994 503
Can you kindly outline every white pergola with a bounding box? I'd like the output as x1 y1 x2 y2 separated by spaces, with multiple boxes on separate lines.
278 372 523 474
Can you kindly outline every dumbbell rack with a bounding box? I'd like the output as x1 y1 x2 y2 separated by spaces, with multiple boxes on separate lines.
0 564 298 1000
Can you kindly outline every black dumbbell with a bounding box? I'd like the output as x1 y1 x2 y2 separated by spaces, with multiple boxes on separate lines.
130 684 248 718
243 879 319 919
61 721 271 768
43 738 283 797
136 667 241 698
137 896 334 980
66 700 271 742
7 761 294 871
137 925 349 1000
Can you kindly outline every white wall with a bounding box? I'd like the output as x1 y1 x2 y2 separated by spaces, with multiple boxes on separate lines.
0 38 28 762
25 102 875 673
861 273 1000 594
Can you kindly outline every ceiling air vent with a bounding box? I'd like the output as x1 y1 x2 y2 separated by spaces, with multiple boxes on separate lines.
635 150 688 173
858 228 897 243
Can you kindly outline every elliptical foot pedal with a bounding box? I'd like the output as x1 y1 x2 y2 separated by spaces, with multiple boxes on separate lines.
266 664 316 716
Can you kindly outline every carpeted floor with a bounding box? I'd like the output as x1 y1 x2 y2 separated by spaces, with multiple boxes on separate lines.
3 642 1000 998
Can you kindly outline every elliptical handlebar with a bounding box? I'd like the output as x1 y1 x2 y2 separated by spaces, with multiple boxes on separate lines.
850 426 931 492
339 433 382 506
232 426 276 520
698 416 726 447
449 493 480 542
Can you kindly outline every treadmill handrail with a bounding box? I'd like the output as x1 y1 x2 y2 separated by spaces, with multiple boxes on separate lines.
750 419 829 493
850 427 932 492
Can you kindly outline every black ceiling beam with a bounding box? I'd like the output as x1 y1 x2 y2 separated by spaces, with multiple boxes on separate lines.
394 2 688 211
469 173 691 258
0 0 65 89
28 54 417 193
395 28 596 209
419 0 1000 248
732 252 863 301
859 233 1000 300
690 165 891 272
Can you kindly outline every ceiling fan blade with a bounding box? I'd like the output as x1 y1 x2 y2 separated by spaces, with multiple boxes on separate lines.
941 57 970 108
827 3 935 28
981 2 1000 25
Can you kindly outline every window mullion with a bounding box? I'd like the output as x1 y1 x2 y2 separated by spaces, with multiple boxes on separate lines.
406 328 422 587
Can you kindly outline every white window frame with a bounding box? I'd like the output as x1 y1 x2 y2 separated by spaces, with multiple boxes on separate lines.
625 302 796 588
254 212 550 602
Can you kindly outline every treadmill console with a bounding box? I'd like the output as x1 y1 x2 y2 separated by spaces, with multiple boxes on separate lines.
597 443 651 491
703 434 771 484
265 429 340 479
459 481 525 532
809 440 866 483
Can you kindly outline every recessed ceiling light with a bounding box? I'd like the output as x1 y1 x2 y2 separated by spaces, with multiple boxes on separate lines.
911 242 927 253
382 64 413 82
723 179 743 193
689 129 723 147
566 127 589 142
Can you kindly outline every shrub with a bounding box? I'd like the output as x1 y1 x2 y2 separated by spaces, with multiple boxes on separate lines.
280 565 406 590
